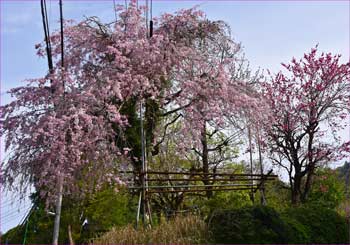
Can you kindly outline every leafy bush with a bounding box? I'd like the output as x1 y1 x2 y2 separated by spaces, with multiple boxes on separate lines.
208 206 290 244
307 168 345 209
209 205 349 244
256 179 290 211
282 215 310 243
283 206 349 244
197 190 251 216
2 189 137 244
92 215 208 244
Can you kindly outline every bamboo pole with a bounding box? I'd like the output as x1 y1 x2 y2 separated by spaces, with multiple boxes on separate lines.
144 177 275 182
121 171 277 178
129 183 257 190
147 187 255 194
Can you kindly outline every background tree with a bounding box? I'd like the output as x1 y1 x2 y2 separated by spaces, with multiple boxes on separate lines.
336 161 350 212
307 167 345 209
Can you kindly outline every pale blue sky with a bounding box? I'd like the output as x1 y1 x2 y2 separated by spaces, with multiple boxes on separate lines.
1 0 349 234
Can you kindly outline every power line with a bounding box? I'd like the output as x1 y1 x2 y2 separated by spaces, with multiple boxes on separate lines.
1 204 31 220
0 198 18 206
40 0 54 74
149 0 153 37
21 205 35 245
1 211 29 225
0 198 30 208
1 202 31 214
145 0 148 34
1 206 32 227
0 199 24 209
113 0 117 22
2 206 33 244
49 0 52 30
1 211 28 221
59 0 64 70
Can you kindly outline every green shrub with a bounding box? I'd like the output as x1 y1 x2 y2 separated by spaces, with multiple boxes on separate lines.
208 205 349 244
196 190 251 217
282 215 310 244
208 206 290 244
283 206 349 244
307 168 345 209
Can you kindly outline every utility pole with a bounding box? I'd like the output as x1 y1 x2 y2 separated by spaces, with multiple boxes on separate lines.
140 99 147 226
248 124 255 204
53 176 63 245
40 0 62 242
137 0 153 228
137 99 151 228
52 1 65 244
257 130 267 206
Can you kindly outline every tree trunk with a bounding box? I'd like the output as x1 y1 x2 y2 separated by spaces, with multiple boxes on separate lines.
291 189 301 205
201 122 212 198
302 126 316 202
302 166 315 203
291 173 302 206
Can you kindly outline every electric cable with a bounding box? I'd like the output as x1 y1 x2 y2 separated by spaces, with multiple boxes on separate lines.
113 0 117 21
1 204 32 221
40 0 54 75
149 0 153 37
1 205 32 226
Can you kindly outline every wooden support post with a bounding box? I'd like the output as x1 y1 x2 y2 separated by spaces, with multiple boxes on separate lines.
68 225 74 245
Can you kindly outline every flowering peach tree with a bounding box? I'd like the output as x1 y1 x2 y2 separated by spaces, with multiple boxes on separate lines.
263 46 350 204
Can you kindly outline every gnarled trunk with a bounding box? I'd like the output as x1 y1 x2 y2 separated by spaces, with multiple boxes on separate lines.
201 122 212 198
291 173 302 206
